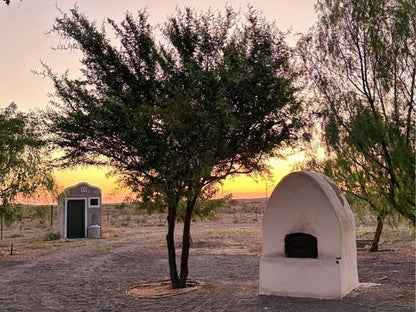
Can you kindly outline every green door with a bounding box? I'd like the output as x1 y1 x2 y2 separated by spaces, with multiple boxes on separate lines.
67 200 85 238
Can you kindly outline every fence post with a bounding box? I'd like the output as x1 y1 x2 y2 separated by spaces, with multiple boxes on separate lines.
50 205 54 231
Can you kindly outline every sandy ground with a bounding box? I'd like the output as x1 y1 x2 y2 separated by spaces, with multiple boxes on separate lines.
0 212 414 312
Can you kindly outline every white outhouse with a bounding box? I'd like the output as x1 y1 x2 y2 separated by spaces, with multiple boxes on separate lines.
58 182 102 239
259 171 359 299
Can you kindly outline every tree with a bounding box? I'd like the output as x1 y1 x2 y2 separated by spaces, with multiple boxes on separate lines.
46 6 303 287
297 0 415 250
0 103 55 239
136 184 231 223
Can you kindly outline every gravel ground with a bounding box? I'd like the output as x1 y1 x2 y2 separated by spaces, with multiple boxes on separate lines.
0 219 414 312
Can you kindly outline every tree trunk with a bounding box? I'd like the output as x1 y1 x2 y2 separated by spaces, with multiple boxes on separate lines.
179 196 197 288
369 215 384 252
166 203 180 288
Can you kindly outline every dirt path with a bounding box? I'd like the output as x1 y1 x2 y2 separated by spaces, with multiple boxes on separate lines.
0 220 414 312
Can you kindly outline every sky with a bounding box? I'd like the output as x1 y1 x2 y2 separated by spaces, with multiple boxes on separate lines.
0 0 317 202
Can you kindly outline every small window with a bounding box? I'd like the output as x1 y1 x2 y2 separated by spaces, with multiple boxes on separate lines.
89 198 100 207
81 186 88 192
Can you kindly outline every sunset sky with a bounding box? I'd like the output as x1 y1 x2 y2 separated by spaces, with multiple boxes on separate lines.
0 0 317 202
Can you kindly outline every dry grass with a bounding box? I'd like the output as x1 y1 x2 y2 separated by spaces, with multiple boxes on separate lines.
26 240 64 249
0 198 413 254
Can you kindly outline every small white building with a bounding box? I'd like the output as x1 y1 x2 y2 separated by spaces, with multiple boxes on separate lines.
57 182 102 239
259 171 359 299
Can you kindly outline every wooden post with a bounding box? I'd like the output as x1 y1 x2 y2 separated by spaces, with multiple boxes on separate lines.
10 244 13 256
1 216 3 241
50 205 54 231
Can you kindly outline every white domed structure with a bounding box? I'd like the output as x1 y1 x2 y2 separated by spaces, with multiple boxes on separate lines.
259 171 359 299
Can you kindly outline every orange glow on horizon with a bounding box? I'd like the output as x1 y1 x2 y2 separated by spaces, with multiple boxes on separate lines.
53 166 128 203
54 153 305 203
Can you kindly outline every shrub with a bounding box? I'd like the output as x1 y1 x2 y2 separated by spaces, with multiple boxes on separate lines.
43 231 60 241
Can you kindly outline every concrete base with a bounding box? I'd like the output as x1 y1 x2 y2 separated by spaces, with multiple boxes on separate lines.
259 256 358 299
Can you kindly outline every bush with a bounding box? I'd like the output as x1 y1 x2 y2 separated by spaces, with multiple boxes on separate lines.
43 232 60 241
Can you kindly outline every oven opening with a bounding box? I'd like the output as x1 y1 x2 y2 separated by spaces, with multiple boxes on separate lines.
285 233 318 258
